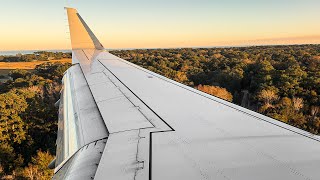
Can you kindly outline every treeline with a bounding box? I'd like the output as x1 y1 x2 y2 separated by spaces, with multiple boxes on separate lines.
0 62 71 179
0 51 72 62
110 44 320 134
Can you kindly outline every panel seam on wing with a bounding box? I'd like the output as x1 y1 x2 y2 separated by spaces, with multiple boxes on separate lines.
106 56 320 143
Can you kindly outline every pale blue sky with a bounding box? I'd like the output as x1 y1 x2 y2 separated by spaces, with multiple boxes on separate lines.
1 0 320 50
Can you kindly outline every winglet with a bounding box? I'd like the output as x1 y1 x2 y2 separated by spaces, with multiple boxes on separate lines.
65 7 104 50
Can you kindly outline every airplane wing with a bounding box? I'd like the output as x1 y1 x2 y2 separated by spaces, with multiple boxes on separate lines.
52 8 320 180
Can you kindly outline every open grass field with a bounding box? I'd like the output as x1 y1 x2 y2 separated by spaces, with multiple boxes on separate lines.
0 58 71 70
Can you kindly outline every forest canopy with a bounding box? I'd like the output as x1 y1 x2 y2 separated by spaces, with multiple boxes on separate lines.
0 62 71 179
0 51 71 62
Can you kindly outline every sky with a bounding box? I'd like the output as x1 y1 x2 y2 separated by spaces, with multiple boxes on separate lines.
0 0 320 51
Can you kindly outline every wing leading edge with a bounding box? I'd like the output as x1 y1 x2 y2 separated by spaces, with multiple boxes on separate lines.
53 7 320 180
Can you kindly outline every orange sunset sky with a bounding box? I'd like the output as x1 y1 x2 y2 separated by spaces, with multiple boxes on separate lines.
0 0 320 51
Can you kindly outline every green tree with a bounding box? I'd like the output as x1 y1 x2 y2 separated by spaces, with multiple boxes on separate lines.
22 151 54 180
0 90 29 144
9 69 30 81
0 143 23 175
249 59 275 91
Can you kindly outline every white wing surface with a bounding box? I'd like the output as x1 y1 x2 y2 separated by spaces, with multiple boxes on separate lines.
52 8 320 180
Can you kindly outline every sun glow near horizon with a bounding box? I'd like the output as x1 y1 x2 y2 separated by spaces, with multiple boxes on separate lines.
1 0 320 51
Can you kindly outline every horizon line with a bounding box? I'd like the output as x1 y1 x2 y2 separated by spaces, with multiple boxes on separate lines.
1 43 320 53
